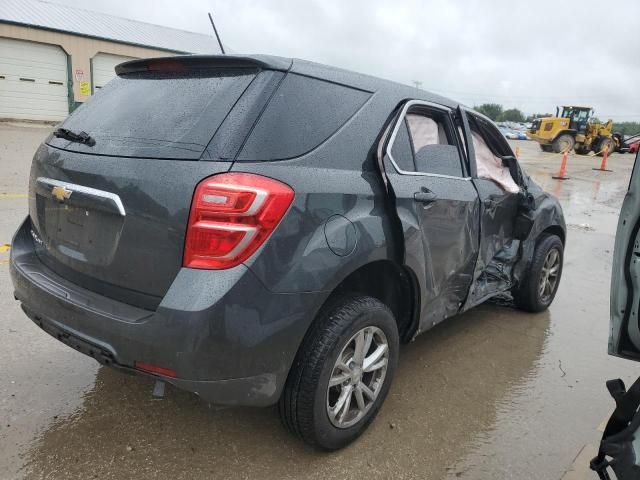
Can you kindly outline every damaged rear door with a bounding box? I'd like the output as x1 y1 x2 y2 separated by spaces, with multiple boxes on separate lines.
380 100 480 330
610 151 640 361
459 110 522 307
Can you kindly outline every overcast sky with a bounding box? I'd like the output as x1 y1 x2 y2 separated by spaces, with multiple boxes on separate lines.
52 0 640 121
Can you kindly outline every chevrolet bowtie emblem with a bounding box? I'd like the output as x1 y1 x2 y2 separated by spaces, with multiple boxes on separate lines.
51 185 72 201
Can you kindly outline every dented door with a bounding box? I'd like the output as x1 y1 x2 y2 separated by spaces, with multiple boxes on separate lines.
381 101 480 330
459 110 521 306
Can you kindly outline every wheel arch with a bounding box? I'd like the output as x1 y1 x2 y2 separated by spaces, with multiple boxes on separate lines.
513 189 566 289
552 130 577 142
539 224 566 246
304 259 420 348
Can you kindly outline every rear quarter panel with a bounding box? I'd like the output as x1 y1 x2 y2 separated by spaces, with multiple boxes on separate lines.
233 94 401 294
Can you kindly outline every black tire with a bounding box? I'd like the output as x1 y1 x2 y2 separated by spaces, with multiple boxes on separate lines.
512 234 563 312
597 137 614 157
279 295 399 450
613 133 624 153
540 144 553 153
552 133 575 153
574 145 590 155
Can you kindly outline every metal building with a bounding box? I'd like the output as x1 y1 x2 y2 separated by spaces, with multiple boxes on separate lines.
0 0 221 121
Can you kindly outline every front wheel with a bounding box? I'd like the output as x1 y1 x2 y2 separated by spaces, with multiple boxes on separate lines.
552 134 575 153
512 234 563 312
279 295 399 450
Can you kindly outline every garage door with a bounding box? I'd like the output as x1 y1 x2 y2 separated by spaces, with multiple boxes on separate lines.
91 53 137 92
0 37 69 121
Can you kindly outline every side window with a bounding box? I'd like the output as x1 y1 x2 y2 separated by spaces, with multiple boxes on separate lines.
238 73 371 161
470 115 513 157
468 115 520 193
390 119 415 172
405 109 464 177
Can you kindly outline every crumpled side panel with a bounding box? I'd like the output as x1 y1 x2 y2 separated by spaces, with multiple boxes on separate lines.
469 239 520 303
416 196 481 331
512 180 566 286
463 174 564 309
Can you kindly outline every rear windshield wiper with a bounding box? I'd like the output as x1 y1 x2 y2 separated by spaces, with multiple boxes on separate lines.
53 128 96 147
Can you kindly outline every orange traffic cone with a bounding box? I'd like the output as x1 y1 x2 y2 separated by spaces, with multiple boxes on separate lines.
553 150 570 180
593 145 612 172
515 146 520 159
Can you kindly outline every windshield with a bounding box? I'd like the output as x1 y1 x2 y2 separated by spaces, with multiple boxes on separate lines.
47 70 256 160
561 107 590 122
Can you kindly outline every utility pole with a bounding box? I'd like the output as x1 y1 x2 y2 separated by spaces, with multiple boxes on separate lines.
208 12 226 54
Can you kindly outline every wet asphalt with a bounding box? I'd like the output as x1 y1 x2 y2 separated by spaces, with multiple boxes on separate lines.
0 123 638 479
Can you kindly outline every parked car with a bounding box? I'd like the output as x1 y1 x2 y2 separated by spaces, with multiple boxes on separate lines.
515 130 528 140
498 125 520 139
626 135 640 154
10 54 566 450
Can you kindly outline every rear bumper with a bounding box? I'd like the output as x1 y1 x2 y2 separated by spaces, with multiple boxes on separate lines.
10 217 327 406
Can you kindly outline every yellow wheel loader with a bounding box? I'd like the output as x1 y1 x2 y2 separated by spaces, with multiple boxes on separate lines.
527 106 620 156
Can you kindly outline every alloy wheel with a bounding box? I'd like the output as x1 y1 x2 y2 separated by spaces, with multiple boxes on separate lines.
539 248 560 302
326 326 389 429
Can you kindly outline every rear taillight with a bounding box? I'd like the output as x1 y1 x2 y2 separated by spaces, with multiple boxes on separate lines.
183 172 294 269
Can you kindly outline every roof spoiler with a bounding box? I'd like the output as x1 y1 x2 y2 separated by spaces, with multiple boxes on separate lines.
115 54 292 76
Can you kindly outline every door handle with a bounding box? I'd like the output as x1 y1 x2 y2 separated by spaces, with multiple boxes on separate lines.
414 188 438 204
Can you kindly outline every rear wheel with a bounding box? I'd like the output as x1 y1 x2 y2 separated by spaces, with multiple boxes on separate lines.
574 144 590 155
279 295 399 450
552 134 575 153
613 133 624 153
512 234 563 312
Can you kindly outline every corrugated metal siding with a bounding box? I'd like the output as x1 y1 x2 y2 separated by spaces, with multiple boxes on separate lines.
0 0 221 54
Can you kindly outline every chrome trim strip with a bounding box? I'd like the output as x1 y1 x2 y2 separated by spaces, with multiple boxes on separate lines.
384 100 472 181
36 177 126 216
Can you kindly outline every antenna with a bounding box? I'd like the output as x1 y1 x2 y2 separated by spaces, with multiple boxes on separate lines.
208 12 226 55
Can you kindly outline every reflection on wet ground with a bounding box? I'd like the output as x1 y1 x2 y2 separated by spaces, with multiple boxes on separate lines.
1 130 638 479
17 305 549 479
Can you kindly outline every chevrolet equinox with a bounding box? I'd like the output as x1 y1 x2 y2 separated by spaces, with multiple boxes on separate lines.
10 55 566 450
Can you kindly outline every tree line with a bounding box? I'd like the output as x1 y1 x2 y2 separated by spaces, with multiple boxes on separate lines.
473 103 640 136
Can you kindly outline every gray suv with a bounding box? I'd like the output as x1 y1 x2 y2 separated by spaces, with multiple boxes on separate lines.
10 54 565 450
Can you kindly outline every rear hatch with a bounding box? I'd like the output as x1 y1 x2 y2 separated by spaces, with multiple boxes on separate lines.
30 57 284 309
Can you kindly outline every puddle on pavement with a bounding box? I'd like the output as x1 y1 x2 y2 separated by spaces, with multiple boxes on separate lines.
14 304 550 480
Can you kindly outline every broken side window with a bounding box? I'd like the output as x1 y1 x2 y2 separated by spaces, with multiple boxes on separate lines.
468 116 520 193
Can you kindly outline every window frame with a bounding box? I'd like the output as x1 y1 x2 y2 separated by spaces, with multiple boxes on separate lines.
385 100 471 180
463 107 525 189
465 109 516 159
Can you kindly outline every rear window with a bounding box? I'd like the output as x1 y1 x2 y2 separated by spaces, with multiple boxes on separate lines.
237 73 371 161
47 70 255 159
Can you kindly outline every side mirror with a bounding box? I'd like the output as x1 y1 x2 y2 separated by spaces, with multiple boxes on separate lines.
414 144 462 176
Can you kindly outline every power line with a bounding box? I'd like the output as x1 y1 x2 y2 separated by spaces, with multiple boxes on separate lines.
427 88 630 101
